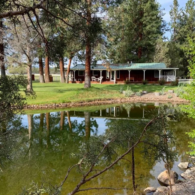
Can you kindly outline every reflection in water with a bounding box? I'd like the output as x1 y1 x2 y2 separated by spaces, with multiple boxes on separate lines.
0 103 194 195
84 112 90 139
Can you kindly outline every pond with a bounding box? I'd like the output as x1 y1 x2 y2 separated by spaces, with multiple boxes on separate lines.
0 103 195 195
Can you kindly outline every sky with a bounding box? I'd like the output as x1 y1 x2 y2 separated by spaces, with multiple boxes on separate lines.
157 0 189 38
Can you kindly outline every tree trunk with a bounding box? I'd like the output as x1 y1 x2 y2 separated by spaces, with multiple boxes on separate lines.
27 64 33 91
84 0 91 88
84 112 91 139
60 57 65 83
27 47 33 91
0 20 5 77
60 111 65 130
39 57 45 83
46 112 51 147
28 114 33 140
66 57 72 83
66 111 72 133
39 113 44 147
45 56 50 83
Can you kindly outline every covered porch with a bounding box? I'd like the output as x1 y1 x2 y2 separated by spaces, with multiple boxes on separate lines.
66 68 177 84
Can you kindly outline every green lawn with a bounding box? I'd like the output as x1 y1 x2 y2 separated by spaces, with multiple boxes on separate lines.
25 81 178 105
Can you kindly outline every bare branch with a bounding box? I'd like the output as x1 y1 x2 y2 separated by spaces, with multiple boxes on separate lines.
68 117 158 195
0 1 46 19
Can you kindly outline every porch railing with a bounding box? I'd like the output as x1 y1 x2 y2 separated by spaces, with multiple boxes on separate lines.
159 75 176 82
178 79 194 84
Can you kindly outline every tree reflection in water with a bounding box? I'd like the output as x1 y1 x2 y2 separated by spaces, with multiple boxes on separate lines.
0 104 194 195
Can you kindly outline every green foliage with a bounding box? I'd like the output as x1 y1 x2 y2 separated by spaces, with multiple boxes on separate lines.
159 87 166 95
124 86 134 97
183 37 195 78
0 76 35 123
168 95 173 99
142 80 148 85
158 79 166 85
17 181 61 195
153 37 171 66
135 90 142 97
175 85 185 97
171 80 178 86
186 129 195 156
119 86 124 93
106 0 164 63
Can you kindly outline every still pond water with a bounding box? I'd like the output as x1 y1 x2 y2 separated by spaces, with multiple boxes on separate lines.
0 103 195 195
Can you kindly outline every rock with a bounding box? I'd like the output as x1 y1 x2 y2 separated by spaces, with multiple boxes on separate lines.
178 162 189 169
168 90 174 93
170 179 195 195
155 92 159 96
153 186 169 195
142 91 147 94
157 170 178 186
144 187 156 194
181 167 195 180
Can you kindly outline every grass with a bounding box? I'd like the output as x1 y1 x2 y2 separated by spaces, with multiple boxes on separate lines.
25 81 178 105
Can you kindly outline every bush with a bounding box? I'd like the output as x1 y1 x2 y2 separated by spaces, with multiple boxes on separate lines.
124 79 130 84
175 85 185 97
135 90 142 96
171 80 178 86
168 95 173 99
124 87 134 97
119 86 124 93
142 80 148 85
159 87 166 95
159 79 166 85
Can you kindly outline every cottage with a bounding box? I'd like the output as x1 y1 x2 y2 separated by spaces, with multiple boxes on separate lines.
67 63 178 84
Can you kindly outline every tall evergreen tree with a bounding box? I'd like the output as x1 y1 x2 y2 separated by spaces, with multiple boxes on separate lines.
170 0 179 40
106 0 164 63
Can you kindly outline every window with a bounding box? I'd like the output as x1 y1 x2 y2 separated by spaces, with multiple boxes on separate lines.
106 71 109 79
117 71 120 79
154 70 159 78
92 70 99 76
78 71 84 76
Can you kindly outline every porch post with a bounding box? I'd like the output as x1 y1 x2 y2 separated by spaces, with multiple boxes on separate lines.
128 70 131 80
143 70 146 81
159 70 161 81
174 69 176 81
73 70 76 82
114 70 116 84
100 70 102 84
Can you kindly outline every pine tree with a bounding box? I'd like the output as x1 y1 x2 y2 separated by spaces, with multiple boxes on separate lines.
106 0 164 63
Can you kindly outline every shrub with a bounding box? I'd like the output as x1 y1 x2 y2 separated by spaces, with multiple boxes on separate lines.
124 87 134 97
124 79 130 84
175 85 185 97
171 80 178 86
135 90 142 96
159 79 166 85
142 80 148 85
159 87 166 95
119 86 124 93
168 95 173 99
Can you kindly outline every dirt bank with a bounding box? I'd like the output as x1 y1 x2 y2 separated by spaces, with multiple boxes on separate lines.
24 92 190 110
